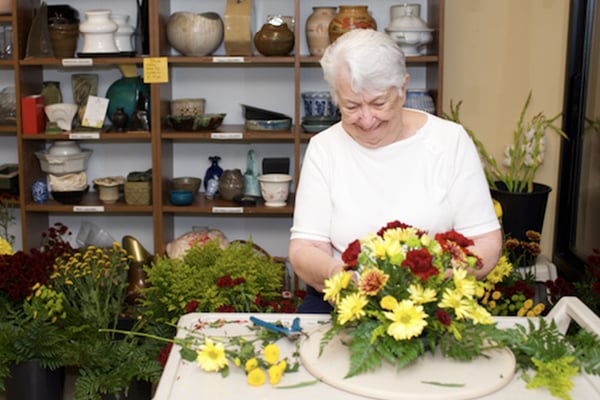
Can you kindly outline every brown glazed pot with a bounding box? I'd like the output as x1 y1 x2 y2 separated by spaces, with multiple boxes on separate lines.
254 23 294 56
219 169 245 201
328 5 377 43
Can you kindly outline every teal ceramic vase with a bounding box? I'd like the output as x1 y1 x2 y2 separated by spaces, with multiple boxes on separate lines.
105 76 149 124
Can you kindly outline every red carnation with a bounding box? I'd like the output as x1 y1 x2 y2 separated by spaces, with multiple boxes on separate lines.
435 309 452 326
216 304 236 312
215 275 234 288
401 248 439 282
435 230 474 248
342 239 361 268
185 300 199 313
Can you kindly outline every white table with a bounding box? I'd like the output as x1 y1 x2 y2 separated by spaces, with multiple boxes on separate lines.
153 297 600 400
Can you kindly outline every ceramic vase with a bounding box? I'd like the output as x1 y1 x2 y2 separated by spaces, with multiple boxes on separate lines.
404 89 435 114
112 14 135 53
328 5 377 43
219 169 244 201
110 107 128 132
41 81 63 105
305 7 337 56
254 22 294 56
203 155 223 191
79 9 119 54
166 12 224 56
48 22 79 58
105 76 149 124
5 360 65 400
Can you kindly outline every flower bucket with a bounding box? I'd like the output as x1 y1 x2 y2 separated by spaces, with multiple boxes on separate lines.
491 181 551 243
5 360 65 400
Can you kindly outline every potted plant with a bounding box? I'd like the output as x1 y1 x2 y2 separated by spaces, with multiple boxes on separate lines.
445 91 567 243
0 223 74 400
25 240 163 399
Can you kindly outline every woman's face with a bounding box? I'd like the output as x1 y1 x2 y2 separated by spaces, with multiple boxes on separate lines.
336 72 407 148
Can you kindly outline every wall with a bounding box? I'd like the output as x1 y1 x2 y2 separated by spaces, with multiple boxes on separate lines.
443 0 570 258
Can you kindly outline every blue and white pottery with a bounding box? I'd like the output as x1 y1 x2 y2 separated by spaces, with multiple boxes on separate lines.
32 180 49 203
301 91 338 117
404 89 435 114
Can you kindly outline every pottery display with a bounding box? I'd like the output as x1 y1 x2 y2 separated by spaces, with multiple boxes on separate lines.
305 6 337 56
112 14 135 53
301 91 338 117
25 3 54 57
385 5 433 56
171 176 202 193
254 22 294 56
0 86 16 123
47 140 81 156
105 75 149 125
170 98 206 116
258 173 292 207
35 149 93 175
329 5 377 43
166 11 224 56
390 4 421 20
44 103 78 131
218 169 244 201
110 107 128 132
203 155 223 191
244 149 260 197
79 9 119 54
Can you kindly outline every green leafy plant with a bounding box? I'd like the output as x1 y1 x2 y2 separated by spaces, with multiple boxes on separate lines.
445 91 567 192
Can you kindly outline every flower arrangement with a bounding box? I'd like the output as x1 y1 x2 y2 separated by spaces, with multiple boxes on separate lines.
320 220 496 378
445 91 567 193
480 255 546 317
318 221 600 400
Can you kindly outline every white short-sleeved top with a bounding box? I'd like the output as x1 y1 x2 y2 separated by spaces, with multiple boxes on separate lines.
290 111 500 259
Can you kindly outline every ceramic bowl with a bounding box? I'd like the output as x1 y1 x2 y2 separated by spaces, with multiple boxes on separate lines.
258 173 292 207
51 185 89 205
301 91 338 117
166 12 224 56
47 140 82 156
170 98 206 117
44 103 78 131
242 104 290 120
302 115 340 125
171 177 202 193
245 118 292 131
302 123 331 133
169 190 194 206
35 150 93 175
167 113 226 131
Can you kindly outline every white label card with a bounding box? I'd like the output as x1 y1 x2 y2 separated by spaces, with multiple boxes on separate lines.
212 56 245 63
62 58 94 67
70 132 100 139
212 207 244 214
73 206 105 212
211 132 243 140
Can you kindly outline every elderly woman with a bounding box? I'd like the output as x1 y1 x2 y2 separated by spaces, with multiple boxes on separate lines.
289 29 502 313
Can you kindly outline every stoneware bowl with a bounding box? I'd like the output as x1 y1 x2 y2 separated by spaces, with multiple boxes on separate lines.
258 173 292 207
170 98 206 117
169 190 194 206
171 177 202 193
245 118 292 131
166 11 224 56
47 140 82 156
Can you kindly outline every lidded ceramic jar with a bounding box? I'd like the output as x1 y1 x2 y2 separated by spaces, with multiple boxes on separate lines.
305 6 337 56
328 5 377 43
166 12 224 56
218 169 244 201
79 9 119 54
254 21 294 57
111 14 135 52
385 5 433 56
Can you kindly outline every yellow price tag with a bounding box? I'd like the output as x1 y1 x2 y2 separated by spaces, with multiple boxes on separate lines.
143 58 169 83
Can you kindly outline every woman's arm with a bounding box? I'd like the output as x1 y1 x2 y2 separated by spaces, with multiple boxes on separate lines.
469 228 504 279
288 238 346 292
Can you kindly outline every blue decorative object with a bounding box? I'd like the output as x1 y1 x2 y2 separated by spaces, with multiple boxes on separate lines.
203 156 223 190
404 89 436 114
32 180 49 203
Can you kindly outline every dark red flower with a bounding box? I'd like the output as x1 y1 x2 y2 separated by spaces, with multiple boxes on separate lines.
215 275 234 288
376 220 413 237
341 240 361 268
294 289 307 299
215 304 236 312
185 300 199 313
157 342 173 367
233 277 246 286
435 309 451 326
402 248 439 282
435 230 474 248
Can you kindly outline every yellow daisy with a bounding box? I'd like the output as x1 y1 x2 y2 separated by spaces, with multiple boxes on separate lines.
245 358 258 372
196 338 228 372
337 292 368 325
268 364 284 385
323 271 352 303
380 295 398 310
408 284 437 304
247 368 266 386
383 300 428 340
263 343 280 365
439 288 472 320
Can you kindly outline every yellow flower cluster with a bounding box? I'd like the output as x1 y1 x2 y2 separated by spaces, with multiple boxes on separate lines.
0 236 13 255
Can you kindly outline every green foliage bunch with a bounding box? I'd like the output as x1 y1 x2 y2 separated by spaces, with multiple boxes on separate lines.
141 239 285 326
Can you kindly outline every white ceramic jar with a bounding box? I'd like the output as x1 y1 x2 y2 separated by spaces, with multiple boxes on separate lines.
111 14 135 52
79 10 119 54
47 140 82 156
166 12 224 56
385 5 433 56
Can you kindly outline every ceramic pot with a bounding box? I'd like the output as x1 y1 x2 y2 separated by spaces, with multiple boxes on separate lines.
48 22 79 58
112 14 135 52
258 174 292 207
110 107 128 132
254 23 294 56
5 360 65 400
105 76 149 124
385 5 433 56
305 7 337 56
79 9 119 54
166 11 224 56
41 81 62 105
219 169 244 201
328 5 377 43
